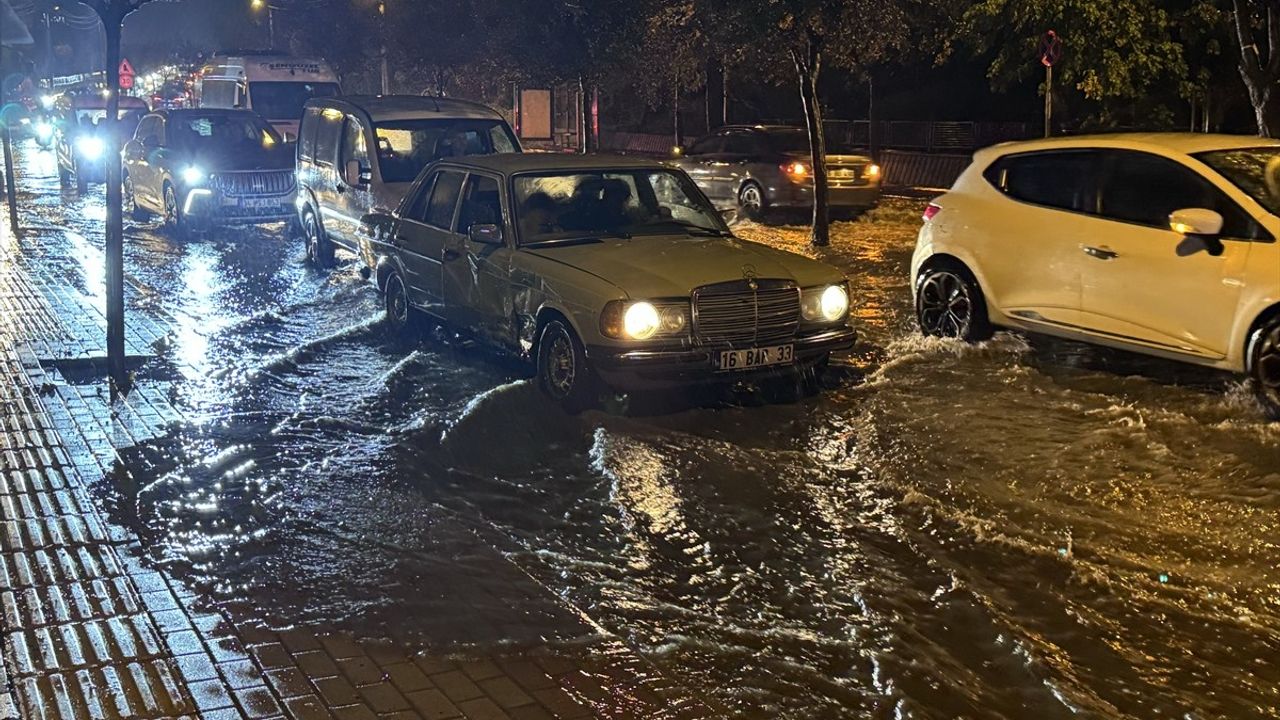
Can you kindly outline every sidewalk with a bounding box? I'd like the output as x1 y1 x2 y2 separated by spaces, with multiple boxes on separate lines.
1 177 718 717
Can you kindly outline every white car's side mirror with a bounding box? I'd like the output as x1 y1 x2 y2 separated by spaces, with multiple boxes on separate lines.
1169 208 1224 236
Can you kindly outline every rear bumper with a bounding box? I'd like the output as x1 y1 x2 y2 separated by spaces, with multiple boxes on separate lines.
768 182 881 209
587 326 856 389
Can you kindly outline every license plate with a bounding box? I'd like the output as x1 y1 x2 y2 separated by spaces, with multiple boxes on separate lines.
238 197 280 209
714 344 794 372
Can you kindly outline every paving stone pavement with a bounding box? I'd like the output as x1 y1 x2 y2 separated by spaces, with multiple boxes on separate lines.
1 177 721 718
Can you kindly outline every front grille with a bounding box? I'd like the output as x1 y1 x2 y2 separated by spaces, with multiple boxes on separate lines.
212 170 295 197
693 280 800 346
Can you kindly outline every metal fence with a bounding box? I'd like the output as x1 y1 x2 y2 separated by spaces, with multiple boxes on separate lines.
784 120 1036 153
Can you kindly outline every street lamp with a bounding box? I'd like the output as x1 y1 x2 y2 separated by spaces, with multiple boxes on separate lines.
250 0 276 50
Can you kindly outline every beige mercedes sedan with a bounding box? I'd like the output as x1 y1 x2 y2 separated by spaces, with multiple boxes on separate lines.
358 154 857 410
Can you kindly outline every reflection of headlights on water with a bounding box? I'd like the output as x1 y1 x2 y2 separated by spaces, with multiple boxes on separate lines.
34 123 54 142
76 136 105 160
181 166 208 185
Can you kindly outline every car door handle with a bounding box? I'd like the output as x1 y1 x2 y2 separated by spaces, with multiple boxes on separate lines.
1082 246 1118 260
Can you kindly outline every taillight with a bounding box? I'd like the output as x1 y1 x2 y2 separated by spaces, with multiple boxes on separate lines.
922 203 941 222
782 161 809 177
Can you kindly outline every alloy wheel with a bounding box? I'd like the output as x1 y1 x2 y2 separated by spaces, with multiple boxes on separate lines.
386 275 409 328
545 332 576 399
1256 324 1280 409
124 176 136 213
740 185 763 216
304 213 320 263
164 185 178 227
918 271 973 338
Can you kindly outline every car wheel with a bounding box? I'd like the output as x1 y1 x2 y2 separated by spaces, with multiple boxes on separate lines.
916 261 993 341
537 319 596 413
124 173 150 221
1249 316 1280 420
384 272 413 333
738 182 767 222
302 208 334 267
163 183 189 240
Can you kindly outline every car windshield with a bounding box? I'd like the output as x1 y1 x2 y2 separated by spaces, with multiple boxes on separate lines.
169 114 281 150
1194 147 1280 216
247 81 339 121
374 119 518 183
766 129 858 155
513 169 727 245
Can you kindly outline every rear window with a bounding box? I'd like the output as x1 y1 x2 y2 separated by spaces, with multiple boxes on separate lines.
985 151 1097 213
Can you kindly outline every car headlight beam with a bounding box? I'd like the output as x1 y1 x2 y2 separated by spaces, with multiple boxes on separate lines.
76 136 104 160
181 166 208 185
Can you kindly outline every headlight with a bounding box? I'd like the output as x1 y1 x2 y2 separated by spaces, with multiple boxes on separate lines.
623 302 661 340
181 166 207 185
601 300 687 340
34 123 54 142
801 284 850 322
76 136 104 160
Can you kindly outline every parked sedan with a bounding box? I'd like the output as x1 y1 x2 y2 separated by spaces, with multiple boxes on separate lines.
914 133 1280 419
122 109 296 237
671 124 881 220
360 154 857 410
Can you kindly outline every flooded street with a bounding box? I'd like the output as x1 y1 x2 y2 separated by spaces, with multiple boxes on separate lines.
14 145 1280 719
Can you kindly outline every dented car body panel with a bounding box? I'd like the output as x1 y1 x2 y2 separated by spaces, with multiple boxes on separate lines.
362 154 857 389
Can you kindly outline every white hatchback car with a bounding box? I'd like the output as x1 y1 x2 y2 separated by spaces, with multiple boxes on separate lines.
913 133 1280 418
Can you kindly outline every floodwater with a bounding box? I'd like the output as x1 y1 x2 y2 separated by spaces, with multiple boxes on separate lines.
13 144 1280 719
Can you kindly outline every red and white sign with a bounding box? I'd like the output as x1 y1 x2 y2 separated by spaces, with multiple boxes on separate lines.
1038 31 1063 68
119 58 136 89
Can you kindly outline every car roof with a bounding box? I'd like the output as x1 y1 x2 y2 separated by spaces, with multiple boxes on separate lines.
718 124 805 134
437 153 671 175
306 95 505 122
986 132 1280 158
152 108 259 117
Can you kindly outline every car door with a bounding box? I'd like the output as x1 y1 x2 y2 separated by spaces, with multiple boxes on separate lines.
677 134 726 201
392 168 464 315
443 172 512 343
718 130 760 198
1078 150 1258 359
981 150 1101 328
311 109 346 247
123 115 159 208
329 114 374 249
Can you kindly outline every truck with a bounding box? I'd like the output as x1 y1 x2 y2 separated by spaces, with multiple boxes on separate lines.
197 54 339 140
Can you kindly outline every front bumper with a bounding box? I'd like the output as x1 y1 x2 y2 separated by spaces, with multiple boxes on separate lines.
588 326 856 390
182 187 297 226
768 182 881 210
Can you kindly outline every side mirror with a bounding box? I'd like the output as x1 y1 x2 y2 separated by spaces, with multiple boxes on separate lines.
344 159 371 188
1169 208 1223 236
468 223 503 245
671 145 686 158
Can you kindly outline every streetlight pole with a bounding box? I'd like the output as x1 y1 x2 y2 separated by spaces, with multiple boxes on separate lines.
251 0 276 50
378 1 389 94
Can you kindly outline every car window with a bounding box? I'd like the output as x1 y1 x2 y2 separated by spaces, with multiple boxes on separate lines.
340 116 368 168
457 175 503 234
135 116 159 144
987 151 1098 213
686 135 723 156
373 119 518 183
1099 151 1260 238
314 110 342 166
404 172 438 222
425 170 465 230
722 133 760 156
299 107 320 161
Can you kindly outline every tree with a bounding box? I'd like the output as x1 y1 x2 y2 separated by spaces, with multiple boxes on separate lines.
81 0 158 391
1228 0 1280 135
954 0 1186 130
711 0 909 246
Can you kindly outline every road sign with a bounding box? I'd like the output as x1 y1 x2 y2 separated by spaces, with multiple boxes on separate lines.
119 58 135 90
1038 31 1063 68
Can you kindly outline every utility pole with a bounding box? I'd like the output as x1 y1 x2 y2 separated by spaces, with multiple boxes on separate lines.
378 1 389 94
2 124 19 237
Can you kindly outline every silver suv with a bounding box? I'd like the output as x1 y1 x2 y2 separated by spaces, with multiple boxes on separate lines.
295 95 520 266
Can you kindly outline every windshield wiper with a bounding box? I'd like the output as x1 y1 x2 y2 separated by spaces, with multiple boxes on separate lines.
641 220 732 238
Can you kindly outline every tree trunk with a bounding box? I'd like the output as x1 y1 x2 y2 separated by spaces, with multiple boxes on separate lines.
103 13 127 391
673 81 683 148
793 39 829 247
1231 0 1280 136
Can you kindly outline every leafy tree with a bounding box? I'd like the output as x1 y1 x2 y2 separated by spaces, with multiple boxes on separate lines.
954 0 1186 129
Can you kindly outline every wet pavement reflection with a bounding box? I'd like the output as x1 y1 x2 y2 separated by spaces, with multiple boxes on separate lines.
15 144 1280 719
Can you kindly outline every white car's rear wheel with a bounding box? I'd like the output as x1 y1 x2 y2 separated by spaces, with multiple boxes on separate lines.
1250 318 1280 420
916 263 992 341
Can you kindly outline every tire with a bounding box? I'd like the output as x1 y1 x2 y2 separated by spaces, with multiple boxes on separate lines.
302 207 334 267
384 272 413 335
915 260 993 342
738 182 767 222
124 173 151 221
537 319 596 413
1248 316 1280 420
163 183 189 240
